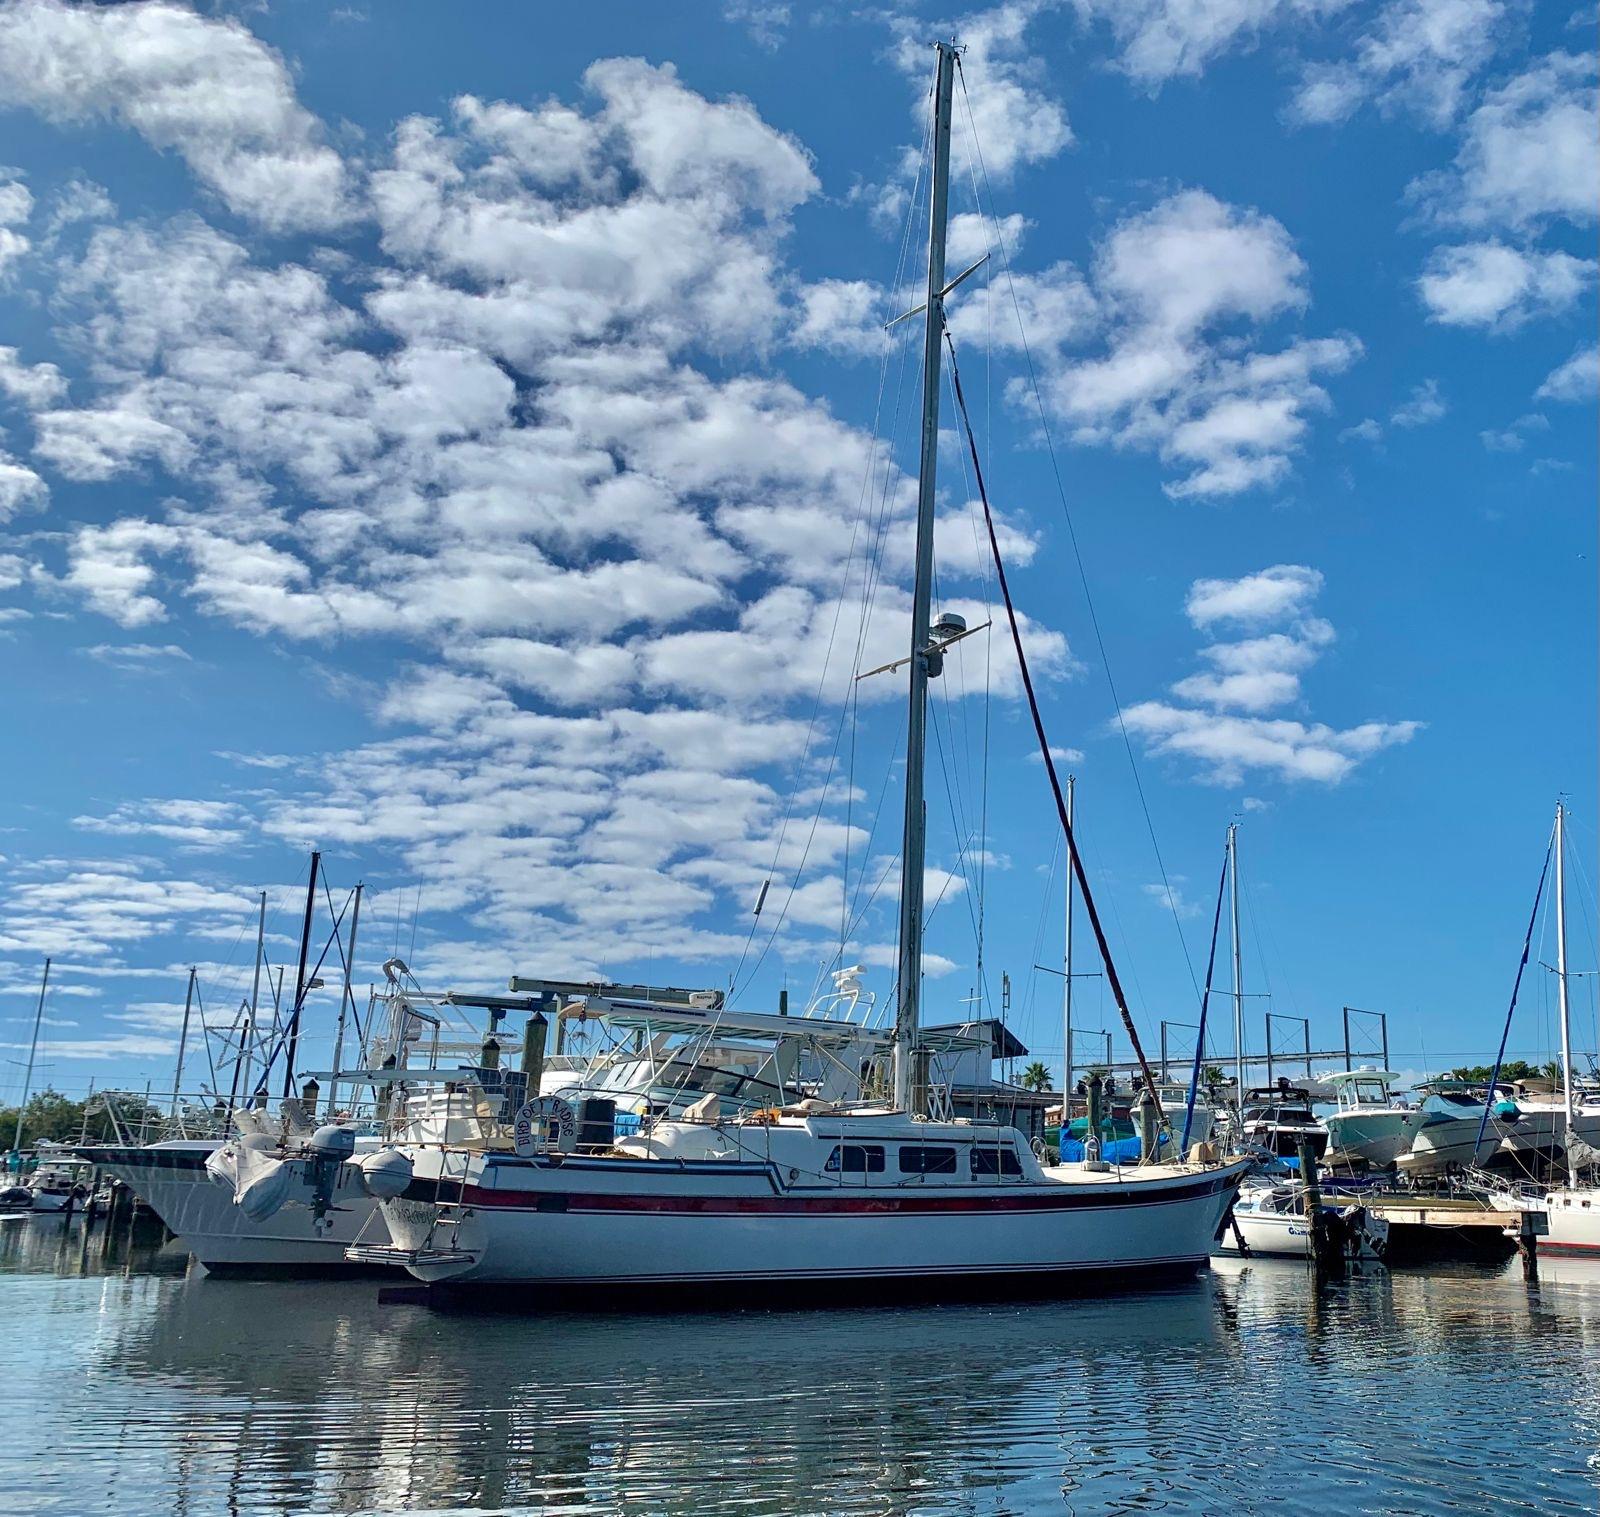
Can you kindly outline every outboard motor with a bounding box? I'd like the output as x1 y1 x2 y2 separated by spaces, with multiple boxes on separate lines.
303 1124 357 1227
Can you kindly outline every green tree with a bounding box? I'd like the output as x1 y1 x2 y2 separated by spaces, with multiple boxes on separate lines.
1020 1061 1053 1093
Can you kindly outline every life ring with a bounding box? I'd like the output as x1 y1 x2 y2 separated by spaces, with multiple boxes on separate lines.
513 1095 578 1156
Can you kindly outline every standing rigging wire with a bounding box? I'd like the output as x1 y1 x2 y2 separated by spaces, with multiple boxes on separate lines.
952 58 1203 1007
1182 842 1232 1150
1474 825 1555 1158
729 99 938 1005
944 327 1164 1108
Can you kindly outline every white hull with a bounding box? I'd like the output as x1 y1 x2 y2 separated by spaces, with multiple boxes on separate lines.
1394 1116 1512 1175
1537 1189 1600 1254
1322 1110 1417 1170
1215 1209 1314 1258
374 1126 1248 1290
85 1145 387 1272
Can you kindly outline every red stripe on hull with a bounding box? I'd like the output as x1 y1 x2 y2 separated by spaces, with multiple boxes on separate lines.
448 1178 1232 1216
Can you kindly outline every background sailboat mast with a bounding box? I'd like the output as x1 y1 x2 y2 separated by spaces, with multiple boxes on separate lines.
1555 799 1575 1182
1229 823 1244 1106
1063 774 1075 1093
892 40 955 1115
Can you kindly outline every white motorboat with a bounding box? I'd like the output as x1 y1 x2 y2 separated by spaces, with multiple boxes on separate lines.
1321 1069 1418 1171
1213 1178 1387 1262
20 1158 92 1213
1239 1085 1327 1161
1393 1084 1516 1176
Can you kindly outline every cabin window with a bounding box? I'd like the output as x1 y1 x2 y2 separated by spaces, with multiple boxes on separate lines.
824 1144 885 1174
1353 1080 1386 1104
898 1146 958 1175
969 1146 1022 1177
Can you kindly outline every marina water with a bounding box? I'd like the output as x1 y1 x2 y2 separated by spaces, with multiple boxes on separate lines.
3 1216 1598 1514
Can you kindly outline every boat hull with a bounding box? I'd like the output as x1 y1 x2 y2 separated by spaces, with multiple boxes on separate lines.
1322 1111 1417 1170
376 1151 1248 1290
78 1145 389 1274
1538 1189 1600 1254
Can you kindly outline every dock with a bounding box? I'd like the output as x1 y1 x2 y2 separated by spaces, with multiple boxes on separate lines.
1364 1195 1546 1273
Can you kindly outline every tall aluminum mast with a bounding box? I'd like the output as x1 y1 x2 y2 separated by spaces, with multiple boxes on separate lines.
1555 799 1576 1183
892 41 957 1114
1228 822 1244 1107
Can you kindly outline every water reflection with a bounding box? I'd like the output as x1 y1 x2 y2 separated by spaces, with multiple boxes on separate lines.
2 1219 1598 1516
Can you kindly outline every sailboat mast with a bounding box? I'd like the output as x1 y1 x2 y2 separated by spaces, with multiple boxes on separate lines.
240 889 265 1106
12 957 50 1153
1555 799 1575 1182
1063 774 1076 1094
170 966 197 1118
892 41 956 1115
1229 822 1243 1107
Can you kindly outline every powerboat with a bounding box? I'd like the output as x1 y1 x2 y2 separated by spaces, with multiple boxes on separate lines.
1239 1084 1327 1161
1393 1083 1515 1176
1321 1069 1418 1171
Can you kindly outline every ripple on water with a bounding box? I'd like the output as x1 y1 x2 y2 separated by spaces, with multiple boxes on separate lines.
1 1225 1599 1515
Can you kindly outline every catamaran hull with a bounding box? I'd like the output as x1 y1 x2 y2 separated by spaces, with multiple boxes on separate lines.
372 1154 1247 1292
79 1146 389 1274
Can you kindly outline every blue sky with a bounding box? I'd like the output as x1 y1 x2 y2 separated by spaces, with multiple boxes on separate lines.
0 0 1593 1102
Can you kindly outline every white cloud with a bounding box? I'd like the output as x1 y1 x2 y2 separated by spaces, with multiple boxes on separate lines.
1480 413 1549 452
1034 191 1359 498
1122 704 1420 783
1074 0 1344 89
4 46 1075 1020
1390 378 1447 427
723 1 790 50
1130 566 1418 784
1185 564 1323 627
791 278 887 358
1418 242 1592 328
0 345 67 407
0 0 355 232
0 170 31 277
1340 417 1383 444
1411 52 1599 232
1289 0 1510 129
0 449 46 520
74 798 245 850
80 641 193 669
887 2 1070 181
1536 344 1599 402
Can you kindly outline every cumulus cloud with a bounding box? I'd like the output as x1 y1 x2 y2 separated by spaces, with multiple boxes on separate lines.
1289 0 1511 128
1033 191 1359 498
1418 242 1592 328
1125 565 1418 784
1410 52 1599 232
1390 378 1447 427
1536 344 1599 402
0 0 355 232
1073 0 1343 88
0 170 30 277
3 44 1051 1014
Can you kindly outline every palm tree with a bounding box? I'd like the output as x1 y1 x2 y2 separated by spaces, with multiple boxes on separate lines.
1020 1061 1053 1093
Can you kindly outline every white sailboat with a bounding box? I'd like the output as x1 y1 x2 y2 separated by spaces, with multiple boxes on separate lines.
346 44 1249 1298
